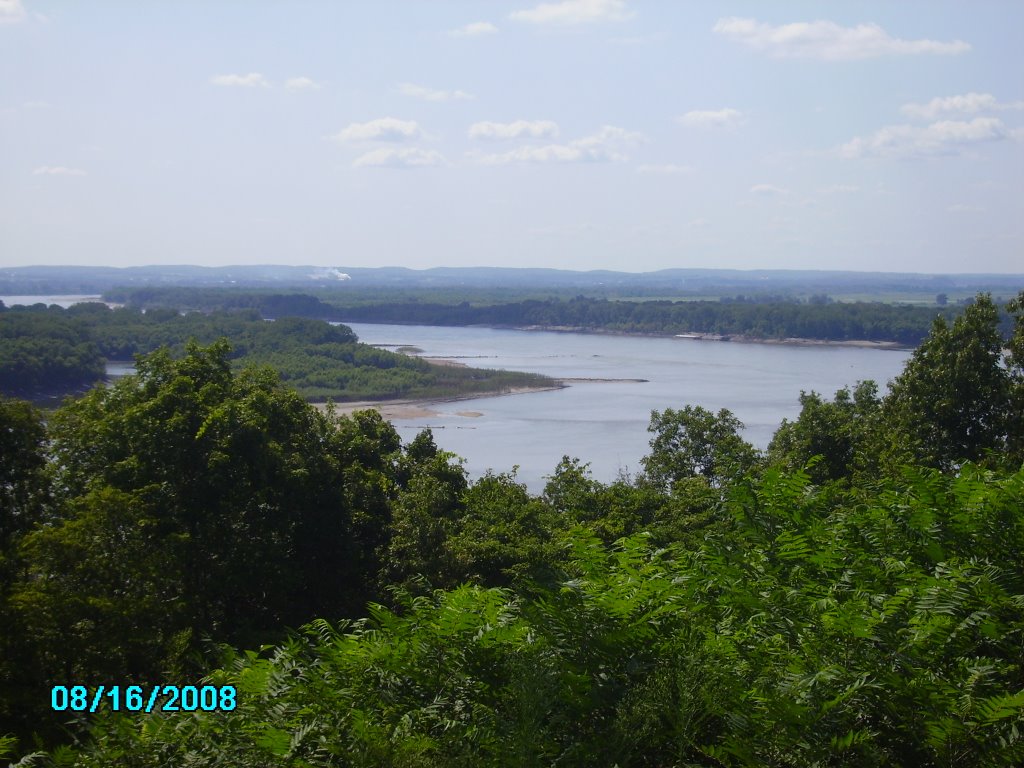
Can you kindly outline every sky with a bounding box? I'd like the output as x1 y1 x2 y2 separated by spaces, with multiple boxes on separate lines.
2 0 1022 273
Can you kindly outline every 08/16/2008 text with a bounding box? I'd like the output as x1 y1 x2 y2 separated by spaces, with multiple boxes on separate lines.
51 684 236 713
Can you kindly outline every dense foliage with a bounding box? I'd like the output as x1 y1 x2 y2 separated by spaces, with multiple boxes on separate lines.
0 304 551 402
16 466 1024 767
103 291 347 321
331 296 955 345
1 292 1023 766
107 287 967 344
0 307 104 397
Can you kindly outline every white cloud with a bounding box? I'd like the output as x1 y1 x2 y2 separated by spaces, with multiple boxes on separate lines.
399 83 473 102
473 145 583 164
285 77 322 91
468 120 559 140
510 0 633 26
750 183 788 196
820 184 860 194
947 203 985 213
901 92 1024 120
352 148 445 168
677 108 743 130
0 0 26 24
333 118 421 142
636 164 693 175
571 125 645 149
210 73 271 88
33 166 87 176
449 21 498 37
713 17 970 60
840 117 1017 159
470 125 643 165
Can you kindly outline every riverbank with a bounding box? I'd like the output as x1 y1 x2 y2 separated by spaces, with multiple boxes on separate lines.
338 321 913 490
313 382 566 420
511 324 911 349
671 332 908 349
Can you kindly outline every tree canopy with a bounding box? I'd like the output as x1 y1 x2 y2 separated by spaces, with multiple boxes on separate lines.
2 291 1024 765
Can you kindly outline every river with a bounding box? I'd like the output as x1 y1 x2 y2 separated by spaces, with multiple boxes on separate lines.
0 294 106 308
344 323 911 491
1 293 911 491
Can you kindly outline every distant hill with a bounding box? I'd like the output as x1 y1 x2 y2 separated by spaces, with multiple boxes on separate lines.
3 264 1023 298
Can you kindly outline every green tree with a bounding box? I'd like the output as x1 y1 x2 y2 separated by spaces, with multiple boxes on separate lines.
543 457 604 526
332 409 404 600
0 308 105 397
451 470 559 587
0 397 46 559
37 463 1024 767
14 341 365 685
1004 291 1024 466
768 381 882 485
543 458 714 548
379 431 468 594
648 476 723 549
642 405 759 490
883 294 1010 470
0 398 48 743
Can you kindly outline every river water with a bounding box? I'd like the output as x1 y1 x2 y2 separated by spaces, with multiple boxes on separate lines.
344 323 911 491
0 295 106 308
1 293 911 491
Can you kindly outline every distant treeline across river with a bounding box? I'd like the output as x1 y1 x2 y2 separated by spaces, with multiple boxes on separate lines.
100 288 991 346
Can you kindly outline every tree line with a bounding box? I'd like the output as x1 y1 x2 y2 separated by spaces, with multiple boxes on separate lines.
332 296 965 345
103 287 969 344
0 302 550 402
1 293 1023 765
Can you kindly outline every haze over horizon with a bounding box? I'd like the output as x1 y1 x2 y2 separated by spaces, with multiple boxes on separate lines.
2 1 1022 274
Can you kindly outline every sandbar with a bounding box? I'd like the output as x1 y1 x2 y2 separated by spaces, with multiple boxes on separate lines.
312 382 564 421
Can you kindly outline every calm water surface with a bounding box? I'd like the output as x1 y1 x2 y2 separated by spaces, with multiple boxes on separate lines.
345 323 911 491
2 296 911 488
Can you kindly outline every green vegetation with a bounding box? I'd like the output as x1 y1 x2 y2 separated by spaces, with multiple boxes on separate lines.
0 303 551 402
102 290 349 320
107 286 977 345
1 293 1023 766
0 307 105 397
329 296 961 345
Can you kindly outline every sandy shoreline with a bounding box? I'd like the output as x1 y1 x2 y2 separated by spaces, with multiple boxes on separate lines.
314 324 904 422
313 383 564 420
675 334 907 349
511 325 911 349
313 373 653 420
313 344 655 420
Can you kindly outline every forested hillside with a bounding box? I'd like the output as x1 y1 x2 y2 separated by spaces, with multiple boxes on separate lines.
1 293 1023 766
0 309 104 397
0 303 550 402
7 263 1023 300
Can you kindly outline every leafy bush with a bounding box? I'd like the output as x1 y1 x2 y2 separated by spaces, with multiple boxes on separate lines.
20 466 1023 767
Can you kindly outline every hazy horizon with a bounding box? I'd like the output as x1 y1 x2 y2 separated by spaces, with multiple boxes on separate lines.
4 263 1024 279
3 1 1022 273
